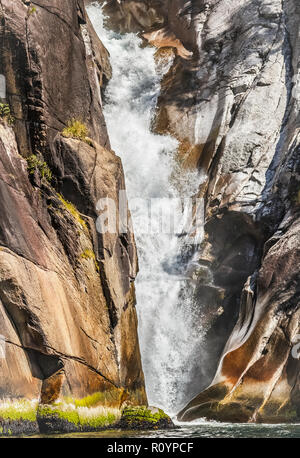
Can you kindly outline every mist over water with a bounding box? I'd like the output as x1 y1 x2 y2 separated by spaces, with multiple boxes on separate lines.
88 3 205 414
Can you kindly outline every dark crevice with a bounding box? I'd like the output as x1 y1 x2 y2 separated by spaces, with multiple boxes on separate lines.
5 338 118 388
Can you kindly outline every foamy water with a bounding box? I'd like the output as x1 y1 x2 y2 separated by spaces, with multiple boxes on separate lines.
88 3 205 414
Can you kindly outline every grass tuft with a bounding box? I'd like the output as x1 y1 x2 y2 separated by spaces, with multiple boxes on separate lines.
38 403 120 429
27 154 52 182
0 400 38 423
57 194 87 229
0 102 14 126
62 119 89 143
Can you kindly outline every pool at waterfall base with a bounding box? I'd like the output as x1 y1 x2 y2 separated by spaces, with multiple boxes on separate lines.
28 421 300 438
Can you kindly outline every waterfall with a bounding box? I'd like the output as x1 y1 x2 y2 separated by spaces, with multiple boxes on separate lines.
88 3 206 415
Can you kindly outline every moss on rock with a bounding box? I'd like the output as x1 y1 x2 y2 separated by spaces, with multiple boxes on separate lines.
0 401 174 435
117 406 174 430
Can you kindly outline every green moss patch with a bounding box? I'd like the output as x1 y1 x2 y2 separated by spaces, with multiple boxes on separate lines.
118 406 174 430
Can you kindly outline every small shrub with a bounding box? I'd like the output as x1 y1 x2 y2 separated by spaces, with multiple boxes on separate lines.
62 119 89 142
27 154 52 182
0 103 14 125
29 7 37 15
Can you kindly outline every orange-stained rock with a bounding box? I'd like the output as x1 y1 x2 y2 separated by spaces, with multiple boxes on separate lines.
179 216 300 423
143 28 193 59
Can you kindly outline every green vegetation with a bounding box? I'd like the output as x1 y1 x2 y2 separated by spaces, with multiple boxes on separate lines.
0 400 37 422
0 102 14 125
80 249 100 272
29 7 37 15
119 406 172 430
26 154 52 182
38 403 120 429
62 119 89 143
64 392 106 409
39 405 79 425
78 410 118 429
122 406 169 424
57 194 87 229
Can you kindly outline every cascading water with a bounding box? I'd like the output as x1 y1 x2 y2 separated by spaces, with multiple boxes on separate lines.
88 3 206 415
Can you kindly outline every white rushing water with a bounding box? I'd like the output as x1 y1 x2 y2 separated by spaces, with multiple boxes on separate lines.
88 3 206 414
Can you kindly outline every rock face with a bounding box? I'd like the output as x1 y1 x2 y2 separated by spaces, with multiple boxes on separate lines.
0 0 146 434
95 0 300 422
158 0 300 423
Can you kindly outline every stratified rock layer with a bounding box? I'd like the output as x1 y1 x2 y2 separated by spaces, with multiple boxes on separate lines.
0 0 146 435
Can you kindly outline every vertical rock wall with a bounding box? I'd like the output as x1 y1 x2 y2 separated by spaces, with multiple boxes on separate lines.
0 0 146 434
